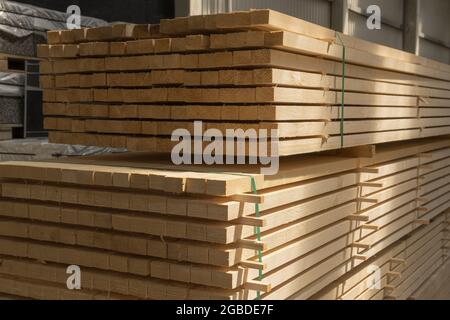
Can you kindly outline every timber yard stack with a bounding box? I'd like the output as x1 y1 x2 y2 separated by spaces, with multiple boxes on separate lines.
0 9 448 300
37 10 450 154
0 138 449 299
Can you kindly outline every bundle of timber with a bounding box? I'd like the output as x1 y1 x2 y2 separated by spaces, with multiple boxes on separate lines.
0 137 448 299
38 9 450 156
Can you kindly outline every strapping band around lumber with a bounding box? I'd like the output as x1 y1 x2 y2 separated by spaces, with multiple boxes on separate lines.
250 175 263 300
208 171 265 298
335 32 346 148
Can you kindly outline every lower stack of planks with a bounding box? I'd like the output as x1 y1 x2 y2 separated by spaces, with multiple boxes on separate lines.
0 136 448 299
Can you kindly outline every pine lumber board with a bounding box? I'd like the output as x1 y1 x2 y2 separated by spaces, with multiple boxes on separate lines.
0 199 239 245
49 24 161 45
41 103 450 122
185 68 450 99
0 170 442 282
359 170 448 241
160 9 450 75
40 48 450 92
0 145 445 230
0 273 131 300
0 188 428 282
0 217 238 268
320 216 446 299
379 231 444 298
0 235 247 291
0 256 241 300
0 216 362 296
0 201 362 290
0 191 354 246
47 129 450 156
0 170 358 221
314 220 445 300
278 128 450 156
259 31 450 81
260 212 441 299
162 9 450 79
263 220 442 300
385 246 444 300
287 221 418 300
42 117 450 139
82 138 448 190
39 67 450 100
41 69 450 100
0 215 356 292
354 235 442 300
357 233 444 300
0 178 432 270
359 139 450 168
43 86 437 105
261 247 354 300
413 258 450 299
39 35 210 58
269 209 440 298
229 49 450 91
397 255 445 300
263 213 432 300
0 158 260 197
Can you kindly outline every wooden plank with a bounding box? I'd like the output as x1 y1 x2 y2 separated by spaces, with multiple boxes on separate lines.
46 129 450 157
38 67 450 99
43 86 432 105
160 9 450 75
44 103 450 122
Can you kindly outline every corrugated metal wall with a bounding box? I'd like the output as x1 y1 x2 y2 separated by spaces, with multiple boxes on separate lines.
418 0 450 64
181 0 450 64
348 0 403 25
231 0 331 27
347 0 404 49
347 11 403 49
198 0 231 15
419 0 449 41
419 39 450 65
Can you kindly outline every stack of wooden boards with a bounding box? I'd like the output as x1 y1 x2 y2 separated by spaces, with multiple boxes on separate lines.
38 9 450 156
0 137 448 299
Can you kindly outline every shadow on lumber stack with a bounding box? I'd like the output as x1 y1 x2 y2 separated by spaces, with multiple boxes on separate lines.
1 9 448 300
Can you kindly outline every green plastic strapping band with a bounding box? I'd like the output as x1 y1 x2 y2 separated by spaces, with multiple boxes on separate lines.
250 176 263 300
335 33 346 148
210 172 263 300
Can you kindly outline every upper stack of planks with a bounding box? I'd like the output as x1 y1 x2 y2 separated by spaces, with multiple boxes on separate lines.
0 136 448 299
37 9 450 156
